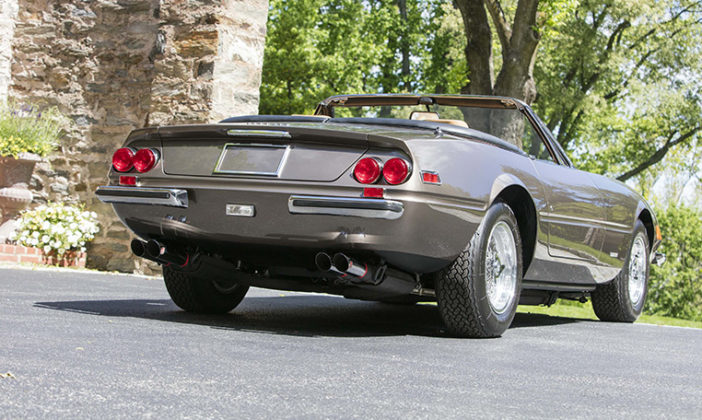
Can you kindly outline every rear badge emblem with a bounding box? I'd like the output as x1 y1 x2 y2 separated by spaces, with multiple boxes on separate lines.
226 204 255 217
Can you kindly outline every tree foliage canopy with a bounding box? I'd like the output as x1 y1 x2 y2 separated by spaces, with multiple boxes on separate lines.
534 0 702 183
260 0 456 115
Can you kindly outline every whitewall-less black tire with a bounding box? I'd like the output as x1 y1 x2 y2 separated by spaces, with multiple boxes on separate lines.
163 265 249 314
592 220 649 322
436 201 523 338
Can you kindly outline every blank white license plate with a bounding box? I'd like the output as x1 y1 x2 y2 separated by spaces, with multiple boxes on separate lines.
214 144 288 176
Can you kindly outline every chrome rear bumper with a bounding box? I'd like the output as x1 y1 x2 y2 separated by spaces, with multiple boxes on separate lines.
96 186 188 208
288 195 404 220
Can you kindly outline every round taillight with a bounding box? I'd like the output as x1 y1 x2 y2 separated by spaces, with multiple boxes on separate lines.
112 148 134 172
354 158 381 184
383 158 410 184
133 148 158 173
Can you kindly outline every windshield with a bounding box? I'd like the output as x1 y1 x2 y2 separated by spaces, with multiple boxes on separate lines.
330 104 546 158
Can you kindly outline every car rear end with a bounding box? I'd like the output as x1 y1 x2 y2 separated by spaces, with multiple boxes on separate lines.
97 122 478 297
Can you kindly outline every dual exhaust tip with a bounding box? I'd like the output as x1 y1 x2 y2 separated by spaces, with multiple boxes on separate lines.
131 238 188 267
315 252 377 283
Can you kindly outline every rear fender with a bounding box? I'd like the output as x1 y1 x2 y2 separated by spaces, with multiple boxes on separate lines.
488 174 528 207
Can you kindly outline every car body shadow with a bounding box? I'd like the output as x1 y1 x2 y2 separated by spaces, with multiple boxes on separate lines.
34 295 588 338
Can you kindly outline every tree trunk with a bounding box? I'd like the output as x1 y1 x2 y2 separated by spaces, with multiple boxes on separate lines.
454 0 540 103
454 0 540 146
397 0 411 92
454 0 493 96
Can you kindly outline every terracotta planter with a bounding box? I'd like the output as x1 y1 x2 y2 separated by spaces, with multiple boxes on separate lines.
0 153 41 188
0 153 42 240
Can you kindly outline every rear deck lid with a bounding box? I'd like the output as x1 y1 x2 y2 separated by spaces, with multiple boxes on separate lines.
159 125 370 182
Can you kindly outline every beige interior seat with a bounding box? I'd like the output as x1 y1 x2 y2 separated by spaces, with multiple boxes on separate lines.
409 111 440 121
409 111 469 128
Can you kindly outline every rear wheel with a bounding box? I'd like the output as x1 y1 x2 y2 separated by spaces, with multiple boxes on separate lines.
436 201 523 338
592 220 649 322
163 265 249 314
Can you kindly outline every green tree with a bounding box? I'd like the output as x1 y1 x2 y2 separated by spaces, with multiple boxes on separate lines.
451 0 578 101
533 0 702 182
420 3 469 94
260 0 394 114
645 205 702 321
259 0 451 114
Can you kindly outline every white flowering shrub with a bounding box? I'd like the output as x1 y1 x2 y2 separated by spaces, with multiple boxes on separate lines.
9 203 100 256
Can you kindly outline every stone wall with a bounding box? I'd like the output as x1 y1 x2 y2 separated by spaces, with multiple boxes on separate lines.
0 0 18 100
2 0 269 272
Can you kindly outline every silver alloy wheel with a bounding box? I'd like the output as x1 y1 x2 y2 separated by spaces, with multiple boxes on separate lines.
485 221 518 314
628 234 647 306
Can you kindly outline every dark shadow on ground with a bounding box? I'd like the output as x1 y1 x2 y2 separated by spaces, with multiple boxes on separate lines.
35 295 589 338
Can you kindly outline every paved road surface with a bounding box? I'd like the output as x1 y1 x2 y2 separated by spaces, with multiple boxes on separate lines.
1 267 701 419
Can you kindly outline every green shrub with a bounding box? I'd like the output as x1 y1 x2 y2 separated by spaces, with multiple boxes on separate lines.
0 101 65 158
645 205 702 322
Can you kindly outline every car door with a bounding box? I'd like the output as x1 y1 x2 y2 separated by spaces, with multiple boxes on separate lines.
521 111 607 265
588 173 638 270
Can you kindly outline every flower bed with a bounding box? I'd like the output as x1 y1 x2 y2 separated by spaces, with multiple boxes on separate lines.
0 243 86 267
9 203 99 256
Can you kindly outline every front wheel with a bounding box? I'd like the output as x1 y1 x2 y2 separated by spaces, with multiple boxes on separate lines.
163 265 249 314
436 201 523 338
591 220 649 322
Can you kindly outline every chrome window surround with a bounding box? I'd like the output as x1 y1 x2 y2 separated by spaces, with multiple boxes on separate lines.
288 195 404 220
96 186 188 208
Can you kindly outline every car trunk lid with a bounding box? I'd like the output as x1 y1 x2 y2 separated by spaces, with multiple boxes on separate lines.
159 124 397 182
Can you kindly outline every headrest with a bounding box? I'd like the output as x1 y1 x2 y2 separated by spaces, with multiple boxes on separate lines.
409 111 440 121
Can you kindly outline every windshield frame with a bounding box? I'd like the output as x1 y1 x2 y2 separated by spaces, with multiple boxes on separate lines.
315 94 569 166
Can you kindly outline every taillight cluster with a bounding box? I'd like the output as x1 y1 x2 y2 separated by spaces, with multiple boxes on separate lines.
353 157 410 185
112 147 159 173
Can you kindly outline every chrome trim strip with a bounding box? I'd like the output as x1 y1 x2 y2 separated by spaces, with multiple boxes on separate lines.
288 195 404 220
96 186 188 208
540 212 631 231
226 129 291 138
521 280 597 292
213 143 291 177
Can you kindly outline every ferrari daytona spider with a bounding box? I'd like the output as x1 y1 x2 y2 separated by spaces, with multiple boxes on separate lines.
96 94 665 337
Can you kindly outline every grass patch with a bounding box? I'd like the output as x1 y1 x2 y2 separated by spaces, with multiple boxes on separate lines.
518 301 702 329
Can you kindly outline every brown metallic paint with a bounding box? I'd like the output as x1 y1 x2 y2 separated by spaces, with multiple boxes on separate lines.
101 94 661 297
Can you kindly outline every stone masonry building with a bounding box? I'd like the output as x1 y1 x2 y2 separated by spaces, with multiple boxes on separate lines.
0 0 269 272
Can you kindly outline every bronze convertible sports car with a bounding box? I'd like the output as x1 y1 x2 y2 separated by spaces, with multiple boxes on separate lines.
96 94 665 337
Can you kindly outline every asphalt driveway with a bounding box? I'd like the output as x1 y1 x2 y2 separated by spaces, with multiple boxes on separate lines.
1 267 701 418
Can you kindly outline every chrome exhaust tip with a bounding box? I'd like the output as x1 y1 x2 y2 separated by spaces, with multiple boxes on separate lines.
130 239 147 257
145 239 188 266
332 253 368 279
315 252 333 272
145 240 163 260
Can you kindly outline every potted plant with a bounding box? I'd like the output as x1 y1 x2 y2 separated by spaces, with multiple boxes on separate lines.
0 102 65 241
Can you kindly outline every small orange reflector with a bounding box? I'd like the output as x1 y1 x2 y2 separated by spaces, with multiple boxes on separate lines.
421 171 441 184
363 187 384 198
119 175 137 186
655 225 662 241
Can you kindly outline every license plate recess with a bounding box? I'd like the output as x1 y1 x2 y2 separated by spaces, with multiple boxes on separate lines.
213 143 289 176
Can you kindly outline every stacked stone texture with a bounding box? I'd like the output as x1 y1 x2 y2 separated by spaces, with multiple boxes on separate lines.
1 0 269 272
0 0 17 100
